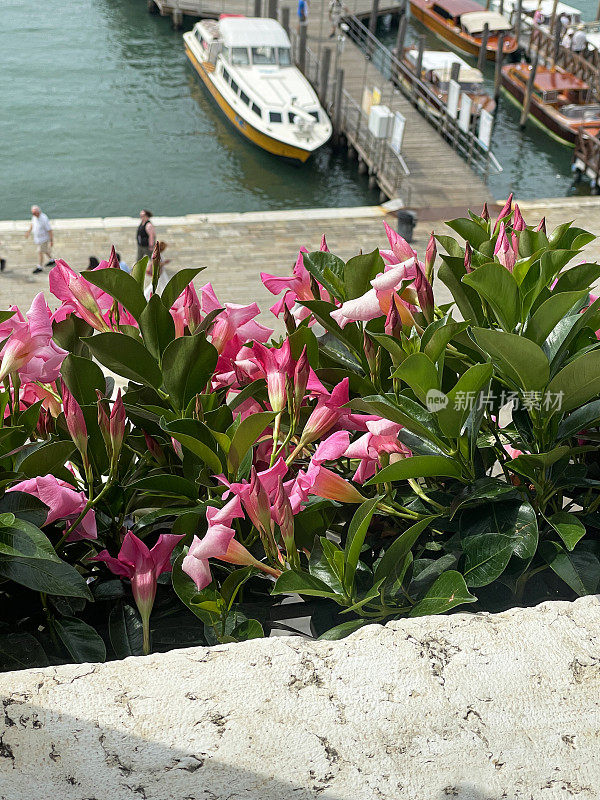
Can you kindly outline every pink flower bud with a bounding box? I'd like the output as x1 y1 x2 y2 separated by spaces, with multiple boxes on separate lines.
536 217 547 235
61 380 88 464
493 193 513 234
293 346 310 413
512 204 526 231
108 245 119 271
494 222 517 273
144 432 166 465
109 389 126 468
425 232 436 283
464 242 473 273
96 390 112 460
414 263 434 323
481 202 490 222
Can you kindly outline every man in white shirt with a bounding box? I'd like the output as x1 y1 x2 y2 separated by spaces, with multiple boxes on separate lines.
25 205 53 274
571 25 587 54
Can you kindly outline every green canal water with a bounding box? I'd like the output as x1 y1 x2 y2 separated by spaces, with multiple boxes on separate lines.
1 0 378 221
378 0 599 201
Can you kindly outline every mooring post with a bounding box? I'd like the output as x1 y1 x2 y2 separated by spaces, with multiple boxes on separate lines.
320 47 332 105
415 34 425 77
450 61 461 82
549 0 559 31
281 5 290 36
514 0 522 45
298 22 307 72
597 0 600 21
369 0 380 35
334 67 345 144
268 0 278 19
499 0 504 14
494 32 505 100
394 13 408 57
254 0 262 17
477 23 489 71
172 8 183 29
553 20 562 65
520 55 538 128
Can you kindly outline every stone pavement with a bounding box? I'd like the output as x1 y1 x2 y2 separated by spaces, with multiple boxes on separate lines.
1 197 599 319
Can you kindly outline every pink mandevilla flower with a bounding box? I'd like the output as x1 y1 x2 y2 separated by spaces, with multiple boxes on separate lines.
7 474 97 541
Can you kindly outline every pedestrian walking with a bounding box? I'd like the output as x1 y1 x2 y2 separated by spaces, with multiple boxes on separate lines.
86 256 100 270
25 205 53 274
328 0 348 37
571 24 587 54
0 239 5 273
297 0 308 31
136 209 156 262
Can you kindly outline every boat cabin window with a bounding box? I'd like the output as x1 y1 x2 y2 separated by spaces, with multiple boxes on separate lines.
309 110 319 121
269 111 283 123
433 4 455 20
222 46 231 63
252 102 262 117
231 47 250 66
240 90 250 105
561 103 600 119
542 90 559 103
222 66 231 84
195 30 209 50
278 47 292 66
231 79 239 94
252 46 277 65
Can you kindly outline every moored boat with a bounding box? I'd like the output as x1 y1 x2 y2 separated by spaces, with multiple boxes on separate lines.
183 17 332 163
408 0 518 60
402 49 496 117
501 61 600 145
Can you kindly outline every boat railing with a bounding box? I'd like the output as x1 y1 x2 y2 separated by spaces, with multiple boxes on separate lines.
341 14 502 181
528 25 600 93
573 127 600 184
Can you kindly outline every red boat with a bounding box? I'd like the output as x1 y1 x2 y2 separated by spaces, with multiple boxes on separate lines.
408 0 518 61
501 62 600 145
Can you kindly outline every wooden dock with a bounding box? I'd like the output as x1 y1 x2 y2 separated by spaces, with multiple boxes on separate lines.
143 0 492 211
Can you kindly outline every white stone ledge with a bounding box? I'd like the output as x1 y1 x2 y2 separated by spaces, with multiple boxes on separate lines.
1 596 599 799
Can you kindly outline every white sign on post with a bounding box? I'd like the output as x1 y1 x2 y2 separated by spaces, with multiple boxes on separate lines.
477 108 494 150
458 93 472 133
390 111 406 154
447 79 460 119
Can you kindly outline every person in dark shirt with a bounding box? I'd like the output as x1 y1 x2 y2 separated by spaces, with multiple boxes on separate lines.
136 209 156 262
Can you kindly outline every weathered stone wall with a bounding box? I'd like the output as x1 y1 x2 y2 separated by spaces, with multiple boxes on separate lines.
1 597 599 799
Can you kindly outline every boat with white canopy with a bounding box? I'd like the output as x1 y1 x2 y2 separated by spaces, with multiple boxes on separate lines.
184 17 332 162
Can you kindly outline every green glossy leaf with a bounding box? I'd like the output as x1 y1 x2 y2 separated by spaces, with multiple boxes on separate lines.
436 362 493 439
84 268 147 321
409 570 476 616
161 268 206 310
85 332 162 388
365 455 463 485
161 334 218 411
355 394 446 447
344 495 381 594
272 570 341 600
546 349 600 414
61 353 107 406
539 541 600 596
553 263 600 293
162 417 223 474
525 291 588 346
445 217 489 249
462 262 520 332
18 440 76 479
126 475 199 500
393 353 439 404
547 512 586 552
0 553 92 598
139 294 176 359
317 618 367 640
231 619 264 641
471 328 549 391
557 400 600 441
459 500 538 562
54 617 106 664
227 411 275 476
171 553 222 625
423 320 470 363
462 533 515 587
303 251 346 301
344 249 385 300
0 633 49 671
438 258 483 326
374 517 434 582
449 478 518 518
109 601 144 658
0 491 49 527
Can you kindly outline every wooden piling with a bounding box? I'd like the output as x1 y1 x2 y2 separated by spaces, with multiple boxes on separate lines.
369 0 380 35
334 67 345 142
597 0 600 22
494 32 505 100
254 0 262 17
477 23 489 71
267 0 278 19
549 0 559 32
499 0 504 15
320 47 332 104
553 20 562 65
147 0 158 12
298 22 307 73
415 35 425 78
281 5 290 36
519 56 538 128
515 0 522 45
172 8 183 28
450 61 461 82
394 13 407 57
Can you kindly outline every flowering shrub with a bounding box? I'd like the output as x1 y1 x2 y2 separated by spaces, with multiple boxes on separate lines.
1 199 600 671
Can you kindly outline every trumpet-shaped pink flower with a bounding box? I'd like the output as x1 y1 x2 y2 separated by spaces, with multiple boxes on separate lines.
200 283 272 354
344 419 411 482
261 237 330 321
49 260 112 332
301 379 350 444
331 260 419 329
91 531 184 653
250 339 292 413
7 475 97 541
0 294 67 383
494 222 517 273
381 221 417 265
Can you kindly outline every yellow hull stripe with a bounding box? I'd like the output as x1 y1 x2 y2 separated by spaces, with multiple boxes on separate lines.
185 44 312 162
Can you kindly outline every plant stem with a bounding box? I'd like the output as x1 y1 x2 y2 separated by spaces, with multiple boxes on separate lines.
270 412 282 467
55 478 113 551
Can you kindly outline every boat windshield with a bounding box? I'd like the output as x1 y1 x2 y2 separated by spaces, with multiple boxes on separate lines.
252 46 277 65
278 47 292 66
436 80 485 93
561 103 600 119
231 47 250 66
